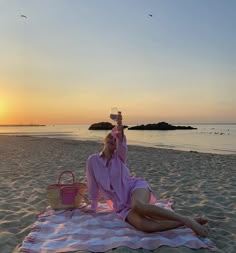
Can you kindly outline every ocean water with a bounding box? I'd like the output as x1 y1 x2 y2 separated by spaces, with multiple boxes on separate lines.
0 124 235 155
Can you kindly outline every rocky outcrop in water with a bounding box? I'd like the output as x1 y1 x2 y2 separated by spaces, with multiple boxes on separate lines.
128 122 197 130
88 122 128 130
88 122 114 130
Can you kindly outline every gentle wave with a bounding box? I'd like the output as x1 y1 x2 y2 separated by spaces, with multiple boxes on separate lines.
213 148 236 153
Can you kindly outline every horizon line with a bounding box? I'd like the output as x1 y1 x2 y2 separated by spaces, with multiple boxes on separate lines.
0 122 236 127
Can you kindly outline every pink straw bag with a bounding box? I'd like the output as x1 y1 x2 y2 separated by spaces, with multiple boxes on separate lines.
46 170 89 210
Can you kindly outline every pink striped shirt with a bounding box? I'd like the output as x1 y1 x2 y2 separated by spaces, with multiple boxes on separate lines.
86 135 156 220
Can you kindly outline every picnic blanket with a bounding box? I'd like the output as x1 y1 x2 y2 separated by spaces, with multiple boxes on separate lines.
19 200 215 252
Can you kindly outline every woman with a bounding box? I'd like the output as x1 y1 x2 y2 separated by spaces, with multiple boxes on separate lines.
86 113 208 236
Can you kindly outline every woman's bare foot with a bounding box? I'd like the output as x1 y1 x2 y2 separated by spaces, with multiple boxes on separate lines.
194 217 208 225
184 218 208 237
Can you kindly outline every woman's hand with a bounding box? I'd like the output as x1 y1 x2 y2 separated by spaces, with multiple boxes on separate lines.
116 112 124 139
117 112 122 126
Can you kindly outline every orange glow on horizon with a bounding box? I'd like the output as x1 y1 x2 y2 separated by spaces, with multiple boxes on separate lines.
0 92 234 125
0 98 7 121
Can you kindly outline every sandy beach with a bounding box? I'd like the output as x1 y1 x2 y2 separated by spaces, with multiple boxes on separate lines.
0 135 235 253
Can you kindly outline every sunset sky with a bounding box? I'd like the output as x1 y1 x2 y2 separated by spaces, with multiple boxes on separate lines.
0 0 235 125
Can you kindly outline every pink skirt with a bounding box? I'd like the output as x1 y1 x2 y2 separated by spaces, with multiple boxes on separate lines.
117 178 157 220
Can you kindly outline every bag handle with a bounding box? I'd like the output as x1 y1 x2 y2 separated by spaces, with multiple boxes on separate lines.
58 170 75 185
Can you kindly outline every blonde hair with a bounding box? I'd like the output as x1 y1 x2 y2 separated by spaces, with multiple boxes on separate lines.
104 132 113 142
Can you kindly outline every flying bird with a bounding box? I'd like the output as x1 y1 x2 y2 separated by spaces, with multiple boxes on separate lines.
20 15 27 18
148 14 153 17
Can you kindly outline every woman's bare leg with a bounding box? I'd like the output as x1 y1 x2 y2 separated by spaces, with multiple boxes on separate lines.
126 189 208 236
127 210 185 232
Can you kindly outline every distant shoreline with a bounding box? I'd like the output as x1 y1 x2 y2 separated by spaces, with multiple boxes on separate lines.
186 122 236 125
0 124 46 127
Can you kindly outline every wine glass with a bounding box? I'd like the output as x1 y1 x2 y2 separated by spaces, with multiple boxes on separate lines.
109 107 122 135
109 107 119 122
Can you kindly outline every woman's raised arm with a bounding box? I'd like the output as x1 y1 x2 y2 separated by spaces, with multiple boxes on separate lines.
114 112 128 163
